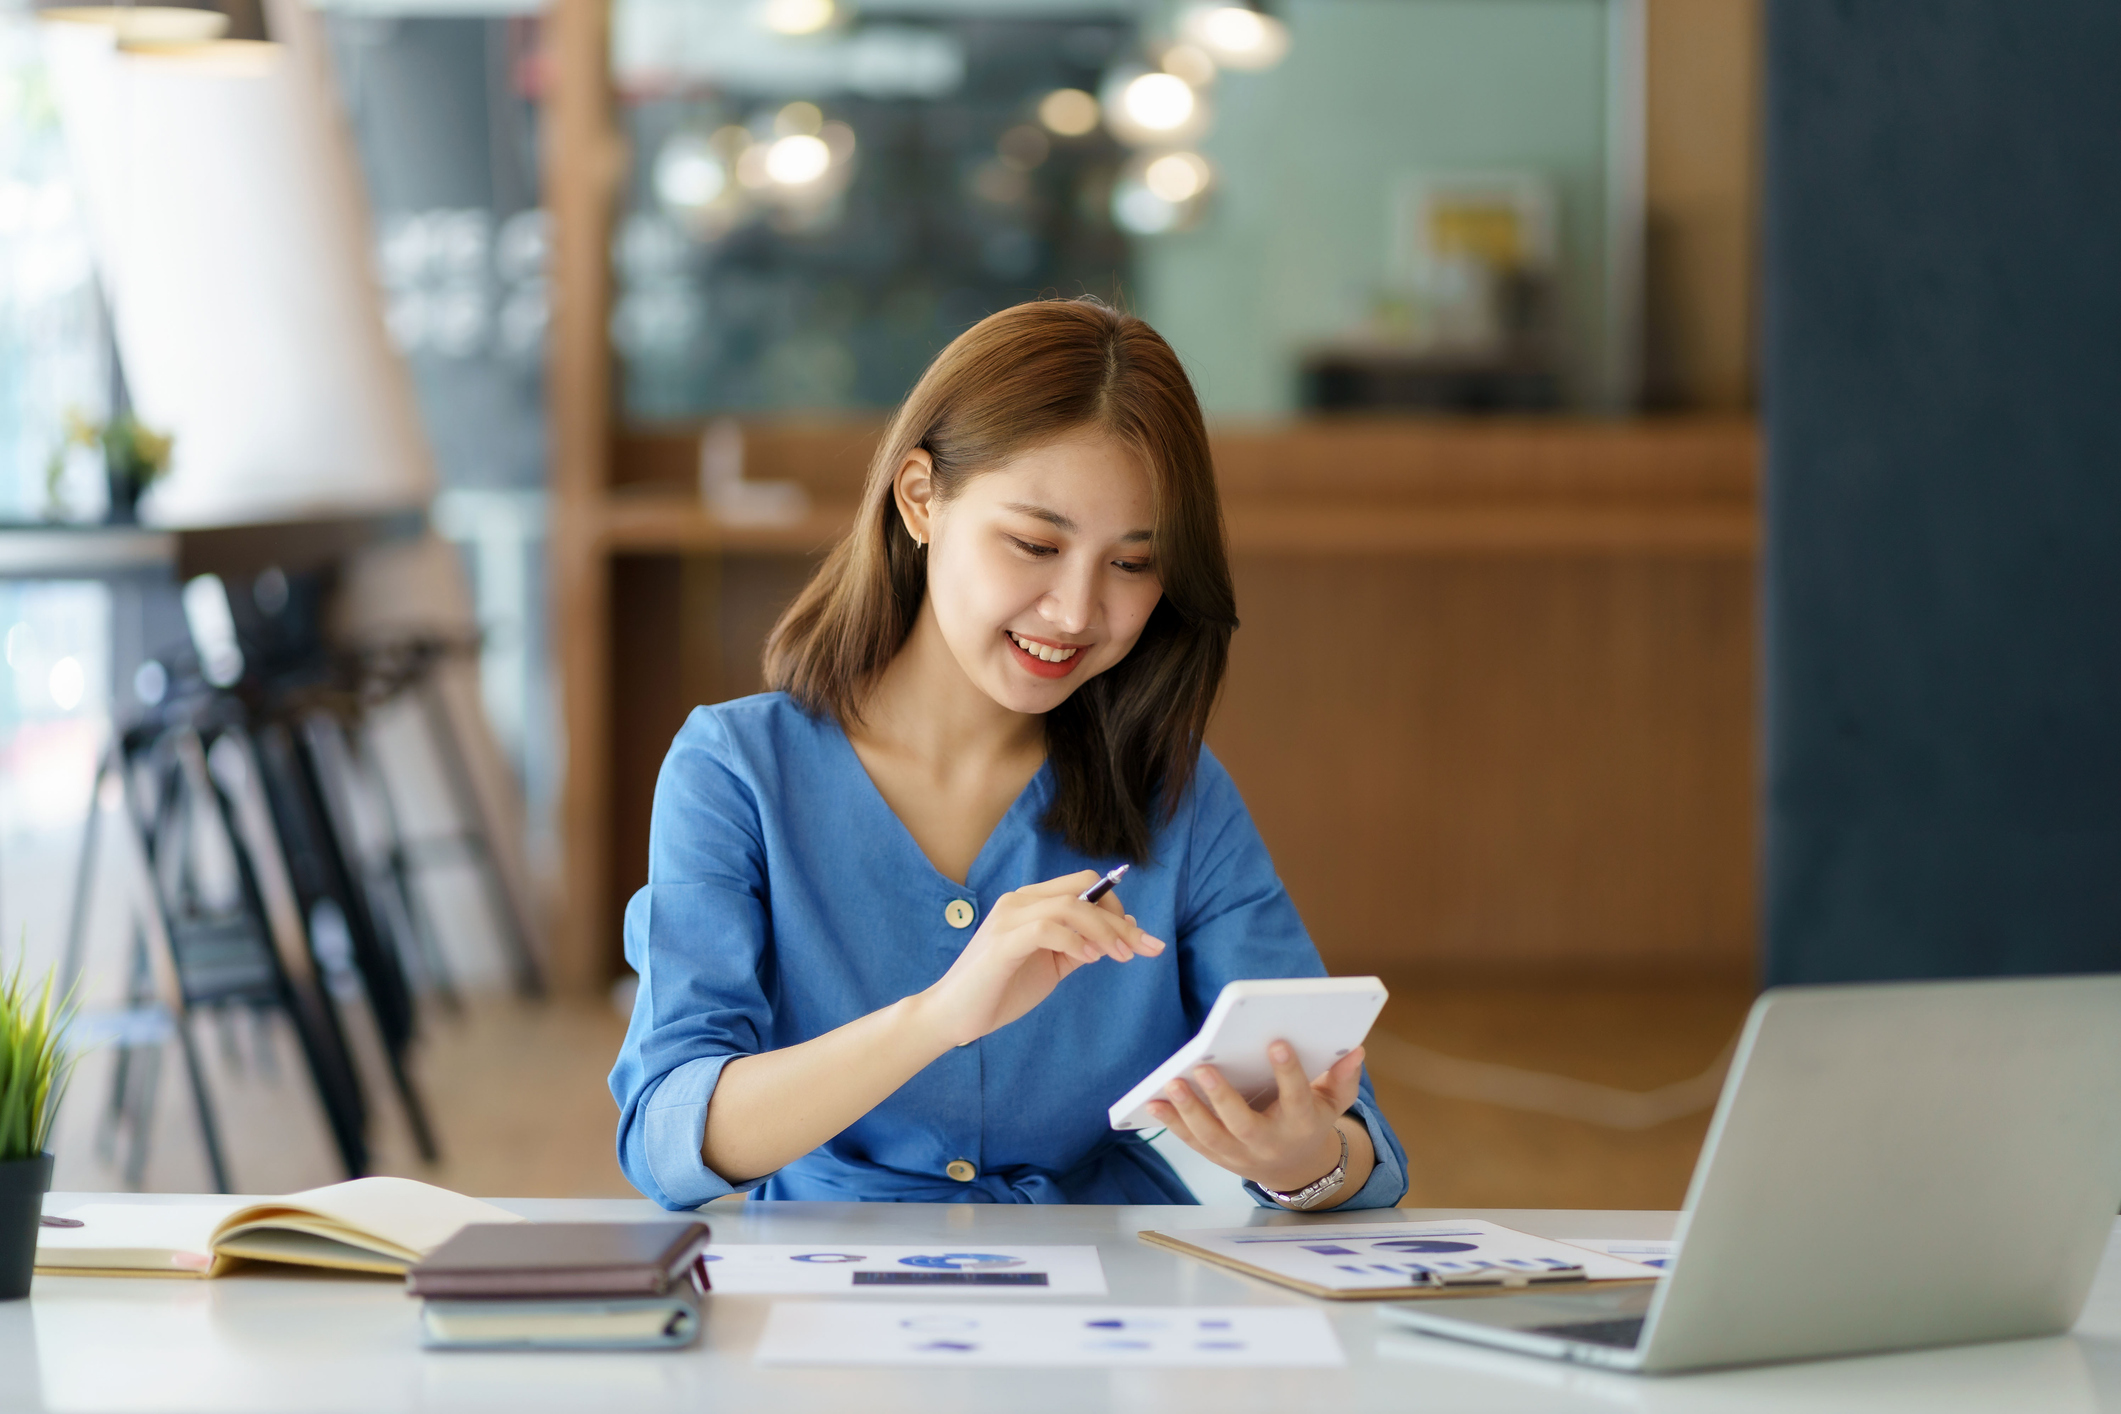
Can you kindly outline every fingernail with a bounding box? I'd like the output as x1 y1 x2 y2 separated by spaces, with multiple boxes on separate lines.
1271 1042 1292 1062
1196 1068 1220 1090
1166 1082 1187 1101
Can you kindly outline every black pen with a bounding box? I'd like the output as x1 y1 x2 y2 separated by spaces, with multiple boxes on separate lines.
1079 863 1129 903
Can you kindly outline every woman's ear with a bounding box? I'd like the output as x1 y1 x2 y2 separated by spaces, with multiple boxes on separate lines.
892 449 937 547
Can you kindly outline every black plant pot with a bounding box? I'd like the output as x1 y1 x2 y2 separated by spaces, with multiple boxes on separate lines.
105 467 143 525
0 1152 54 1300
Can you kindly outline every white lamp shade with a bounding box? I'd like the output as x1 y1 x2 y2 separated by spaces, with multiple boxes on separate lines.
41 2 434 527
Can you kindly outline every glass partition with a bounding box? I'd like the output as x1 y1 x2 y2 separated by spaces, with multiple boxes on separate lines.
605 0 1632 421
0 8 110 521
612 0 1134 420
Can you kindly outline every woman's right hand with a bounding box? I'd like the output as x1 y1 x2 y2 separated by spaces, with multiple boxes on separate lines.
914 871 1166 1047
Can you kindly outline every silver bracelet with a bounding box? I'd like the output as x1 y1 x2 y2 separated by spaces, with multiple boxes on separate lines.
1261 1123 1349 1211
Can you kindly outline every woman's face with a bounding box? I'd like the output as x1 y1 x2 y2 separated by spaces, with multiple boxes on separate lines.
902 430 1165 717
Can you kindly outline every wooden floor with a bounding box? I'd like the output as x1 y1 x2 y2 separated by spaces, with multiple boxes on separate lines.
51 977 1754 1208
1370 977 1754 1210
50 992 642 1199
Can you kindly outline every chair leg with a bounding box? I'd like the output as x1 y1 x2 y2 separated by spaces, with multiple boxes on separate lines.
122 1042 160 1191
352 721 463 1016
59 741 115 996
202 729 371 1179
250 1001 281 1081
102 910 169 1183
384 1044 441 1166
173 1011 233 1195
97 1041 133 1169
285 719 439 1164
419 672 544 997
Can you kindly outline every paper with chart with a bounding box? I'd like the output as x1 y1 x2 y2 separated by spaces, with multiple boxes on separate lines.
1558 1237 1676 1271
1146 1219 1663 1294
755 1303 1343 1367
702 1244 1106 1295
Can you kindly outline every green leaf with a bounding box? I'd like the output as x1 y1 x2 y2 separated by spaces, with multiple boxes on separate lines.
0 933 78 1160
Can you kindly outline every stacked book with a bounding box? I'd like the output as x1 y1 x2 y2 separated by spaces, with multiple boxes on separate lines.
408 1219 713 1351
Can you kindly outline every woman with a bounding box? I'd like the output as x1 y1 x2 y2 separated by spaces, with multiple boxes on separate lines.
611 298 1408 1209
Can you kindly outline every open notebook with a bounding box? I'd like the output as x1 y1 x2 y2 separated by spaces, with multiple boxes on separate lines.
36 1177 522 1278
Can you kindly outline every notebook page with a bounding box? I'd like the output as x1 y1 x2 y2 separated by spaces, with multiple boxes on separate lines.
214 1177 522 1260
37 1203 243 1272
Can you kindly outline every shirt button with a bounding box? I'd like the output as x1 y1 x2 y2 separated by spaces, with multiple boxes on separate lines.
944 899 975 929
946 1160 977 1182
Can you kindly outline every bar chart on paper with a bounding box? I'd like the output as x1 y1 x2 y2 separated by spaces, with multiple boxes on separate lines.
702 1245 1107 1295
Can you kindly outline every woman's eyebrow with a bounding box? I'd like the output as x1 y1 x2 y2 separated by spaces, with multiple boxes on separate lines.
1002 502 1153 543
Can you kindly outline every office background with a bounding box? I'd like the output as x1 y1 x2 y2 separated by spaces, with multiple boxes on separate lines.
0 0 2111 1210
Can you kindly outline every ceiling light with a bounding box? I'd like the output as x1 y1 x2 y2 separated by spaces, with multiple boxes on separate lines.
654 134 727 209
1181 4 1290 71
1038 88 1099 138
1121 72 1195 132
1144 151 1211 203
760 0 836 37
764 134 832 185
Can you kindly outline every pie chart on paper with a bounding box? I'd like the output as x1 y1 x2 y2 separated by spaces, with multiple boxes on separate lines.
898 1253 1028 1271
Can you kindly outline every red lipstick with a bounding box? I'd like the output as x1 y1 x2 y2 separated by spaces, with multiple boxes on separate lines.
1006 630 1087 680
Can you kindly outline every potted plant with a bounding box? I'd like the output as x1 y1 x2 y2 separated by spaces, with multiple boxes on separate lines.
1 951 75 1301
45 409 174 525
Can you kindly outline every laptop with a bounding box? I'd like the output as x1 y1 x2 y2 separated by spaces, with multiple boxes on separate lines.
1382 973 2121 1374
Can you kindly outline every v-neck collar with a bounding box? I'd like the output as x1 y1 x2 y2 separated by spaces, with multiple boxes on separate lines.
823 715 1053 893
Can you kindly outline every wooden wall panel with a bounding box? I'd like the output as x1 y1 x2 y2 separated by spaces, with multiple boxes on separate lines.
1207 554 1755 978
606 550 827 960
581 420 1758 987
607 555 685 972
1644 0 1761 410
545 0 623 990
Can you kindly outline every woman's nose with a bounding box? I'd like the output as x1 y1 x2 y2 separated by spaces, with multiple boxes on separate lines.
1040 560 1098 634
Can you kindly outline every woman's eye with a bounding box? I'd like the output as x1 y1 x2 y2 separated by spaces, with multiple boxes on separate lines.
1113 560 1153 575
1007 536 1058 558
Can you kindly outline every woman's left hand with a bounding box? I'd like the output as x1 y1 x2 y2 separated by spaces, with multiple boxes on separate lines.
1145 1041 1373 1199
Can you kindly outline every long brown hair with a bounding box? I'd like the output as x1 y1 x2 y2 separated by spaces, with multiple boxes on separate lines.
763 297 1237 862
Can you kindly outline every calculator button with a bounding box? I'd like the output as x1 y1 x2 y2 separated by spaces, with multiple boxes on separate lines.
944 899 975 929
946 1160 977 1182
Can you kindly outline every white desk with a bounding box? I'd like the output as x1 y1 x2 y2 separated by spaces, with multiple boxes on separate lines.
7 1196 2120 1413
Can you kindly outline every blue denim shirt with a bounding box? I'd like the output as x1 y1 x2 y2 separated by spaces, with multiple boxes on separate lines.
610 692 1409 1210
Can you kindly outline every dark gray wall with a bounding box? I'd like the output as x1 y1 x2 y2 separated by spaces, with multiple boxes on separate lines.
1762 2 2121 984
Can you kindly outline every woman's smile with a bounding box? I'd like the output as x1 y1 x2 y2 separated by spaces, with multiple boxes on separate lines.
1006 628 1088 678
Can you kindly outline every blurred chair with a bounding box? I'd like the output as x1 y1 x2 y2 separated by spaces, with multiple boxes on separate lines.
239 706 439 1167
59 550 542 1190
61 705 375 1190
348 634 543 1000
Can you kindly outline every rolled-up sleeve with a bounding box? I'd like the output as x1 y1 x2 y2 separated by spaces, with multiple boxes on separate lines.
1176 751 1410 1211
609 711 778 1209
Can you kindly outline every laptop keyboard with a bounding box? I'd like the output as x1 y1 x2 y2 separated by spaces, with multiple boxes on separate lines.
1527 1316 1646 1349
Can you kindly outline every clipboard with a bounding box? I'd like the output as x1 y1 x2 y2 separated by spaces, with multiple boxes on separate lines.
1137 1220 1663 1302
